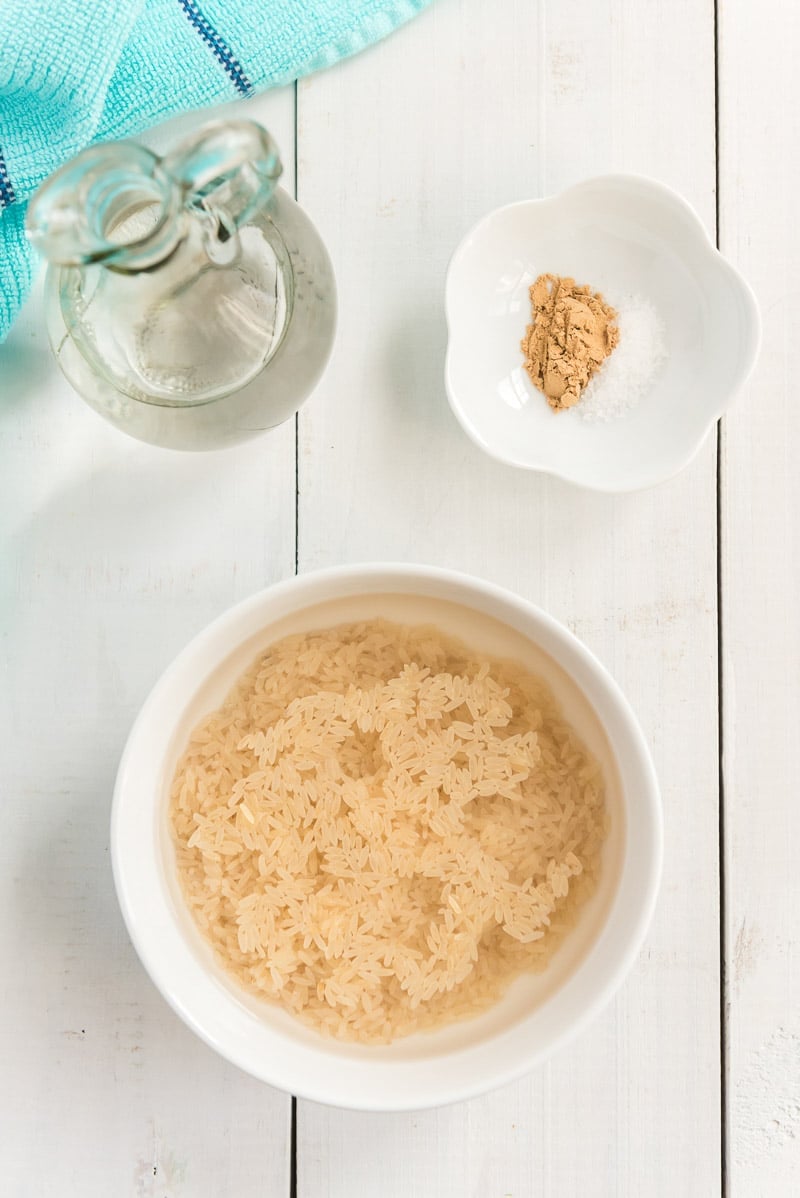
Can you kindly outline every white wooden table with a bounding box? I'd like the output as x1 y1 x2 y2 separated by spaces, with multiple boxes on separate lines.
1 1 796 1194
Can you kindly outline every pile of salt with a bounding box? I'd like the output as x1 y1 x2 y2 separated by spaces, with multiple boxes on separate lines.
577 295 667 422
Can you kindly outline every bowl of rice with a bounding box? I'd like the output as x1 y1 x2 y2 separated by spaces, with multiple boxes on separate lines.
111 564 661 1109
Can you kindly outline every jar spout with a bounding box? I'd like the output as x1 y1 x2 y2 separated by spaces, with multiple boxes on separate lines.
26 142 183 271
27 121 283 275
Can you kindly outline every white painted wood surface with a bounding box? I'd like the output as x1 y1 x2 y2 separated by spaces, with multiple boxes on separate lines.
0 91 296 1198
297 0 720 1194
0 0 795 1193
718 0 800 1192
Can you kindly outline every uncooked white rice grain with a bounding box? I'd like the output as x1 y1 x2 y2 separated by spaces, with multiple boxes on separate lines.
170 619 607 1043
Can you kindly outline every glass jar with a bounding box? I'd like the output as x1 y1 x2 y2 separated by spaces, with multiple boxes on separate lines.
26 120 336 450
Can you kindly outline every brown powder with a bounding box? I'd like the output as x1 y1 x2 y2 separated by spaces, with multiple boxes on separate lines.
521 274 619 410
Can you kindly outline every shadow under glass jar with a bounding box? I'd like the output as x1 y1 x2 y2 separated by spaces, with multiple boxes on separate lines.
27 120 336 450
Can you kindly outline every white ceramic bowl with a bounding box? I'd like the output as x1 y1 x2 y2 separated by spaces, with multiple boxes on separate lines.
112 564 662 1110
445 174 761 491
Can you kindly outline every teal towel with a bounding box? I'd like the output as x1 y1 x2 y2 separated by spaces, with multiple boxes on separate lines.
0 0 430 340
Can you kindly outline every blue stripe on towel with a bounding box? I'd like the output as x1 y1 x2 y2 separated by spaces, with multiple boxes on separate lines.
0 148 16 209
176 0 253 96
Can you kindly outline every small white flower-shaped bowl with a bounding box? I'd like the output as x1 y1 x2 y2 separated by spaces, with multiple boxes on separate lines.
445 175 760 491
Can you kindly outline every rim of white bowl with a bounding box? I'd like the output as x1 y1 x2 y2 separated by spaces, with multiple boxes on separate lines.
444 172 762 492
111 563 662 1110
